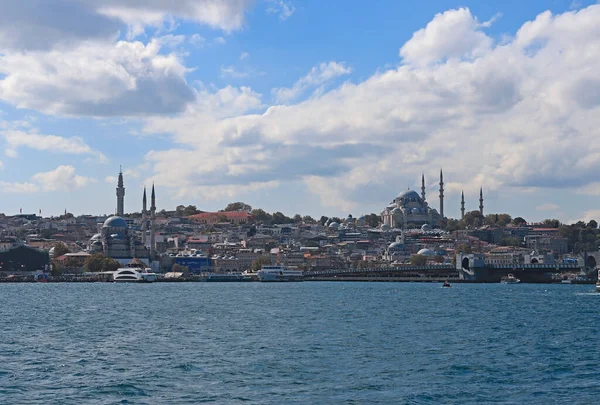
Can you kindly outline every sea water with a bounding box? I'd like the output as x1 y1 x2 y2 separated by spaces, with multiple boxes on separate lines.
1 282 599 404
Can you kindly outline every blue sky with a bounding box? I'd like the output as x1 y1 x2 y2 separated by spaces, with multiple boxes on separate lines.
1 0 600 223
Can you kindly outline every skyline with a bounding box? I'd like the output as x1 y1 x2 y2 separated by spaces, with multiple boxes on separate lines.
1 0 600 223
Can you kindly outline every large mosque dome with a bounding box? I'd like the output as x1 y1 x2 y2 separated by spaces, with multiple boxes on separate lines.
396 189 421 200
103 216 127 229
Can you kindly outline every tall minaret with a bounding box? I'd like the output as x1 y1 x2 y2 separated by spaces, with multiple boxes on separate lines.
116 166 125 217
141 186 147 246
479 187 484 216
150 183 156 253
421 173 426 201
460 190 465 219
439 169 444 218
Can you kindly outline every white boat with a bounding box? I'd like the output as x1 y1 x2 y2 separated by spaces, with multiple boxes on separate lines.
257 265 304 282
113 267 158 283
501 273 520 284
596 272 600 292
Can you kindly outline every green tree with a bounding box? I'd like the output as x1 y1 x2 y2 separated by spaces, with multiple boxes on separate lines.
485 213 512 226
410 254 427 266
84 253 106 272
587 220 598 229
365 213 381 228
252 256 272 271
499 237 522 247
224 202 252 212
293 214 303 223
462 211 485 228
302 215 315 224
53 242 69 258
542 218 561 228
175 205 186 215
251 209 272 223
512 217 527 226
319 216 329 226
102 258 121 272
272 212 293 225
183 205 199 216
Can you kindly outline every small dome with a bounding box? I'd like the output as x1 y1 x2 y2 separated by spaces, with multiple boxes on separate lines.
90 233 101 241
329 222 340 228
91 240 102 246
381 224 390 230
391 207 402 213
103 216 127 229
48 247 56 257
110 233 126 240
417 248 435 256
421 224 432 231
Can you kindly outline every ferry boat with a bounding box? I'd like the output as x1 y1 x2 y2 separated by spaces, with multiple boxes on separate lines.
596 272 600 292
257 265 304 282
113 267 158 283
501 273 520 284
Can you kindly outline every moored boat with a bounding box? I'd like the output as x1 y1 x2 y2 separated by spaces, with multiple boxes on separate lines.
257 265 304 282
113 267 157 283
596 272 600 292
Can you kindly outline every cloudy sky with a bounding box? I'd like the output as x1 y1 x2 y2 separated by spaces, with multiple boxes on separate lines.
1 0 599 223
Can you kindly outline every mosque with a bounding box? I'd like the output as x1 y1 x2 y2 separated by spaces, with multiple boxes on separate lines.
88 169 157 264
381 170 485 229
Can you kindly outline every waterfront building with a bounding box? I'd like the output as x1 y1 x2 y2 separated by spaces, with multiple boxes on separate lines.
87 169 156 264
381 172 444 228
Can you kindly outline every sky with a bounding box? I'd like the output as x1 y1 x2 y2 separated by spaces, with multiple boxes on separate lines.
1 0 600 223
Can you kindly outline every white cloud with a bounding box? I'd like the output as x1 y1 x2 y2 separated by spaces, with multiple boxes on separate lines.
266 0 295 20
190 34 205 46
536 203 560 211
399 8 494 66
220 66 250 79
0 181 39 194
240 52 249 60
0 39 194 116
273 61 352 103
0 0 253 51
214 36 227 45
139 5 600 214
32 165 95 191
2 130 106 161
105 176 117 184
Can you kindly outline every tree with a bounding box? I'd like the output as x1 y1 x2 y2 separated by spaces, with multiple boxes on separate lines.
175 205 186 215
251 209 271 223
365 213 381 228
512 217 527 226
293 214 303 223
542 218 561 228
183 205 199 216
53 242 69 258
252 256 272 271
272 212 293 225
330 217 342 224
102 258 121 272
63 256 81 270
485 213 512 226
84 253 106 273
410 254 427 266
302 215 315 224
499 237 522 247
172 263 190 276
432 255 445 264
462 211 485 228
319 216 329 226
587 220 598 229
218 214 228 223
224 202 252 212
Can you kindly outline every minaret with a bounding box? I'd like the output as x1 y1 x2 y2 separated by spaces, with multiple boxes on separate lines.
439 169 444 218
460 190 465 219
421 173 426 201
141 186 147 246
150 183 156 254
116 166 125 217
479 187 484 216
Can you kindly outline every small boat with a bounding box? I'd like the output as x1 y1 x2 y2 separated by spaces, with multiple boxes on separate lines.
596 272 600 292
442 280 451 288
501 273 520 284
